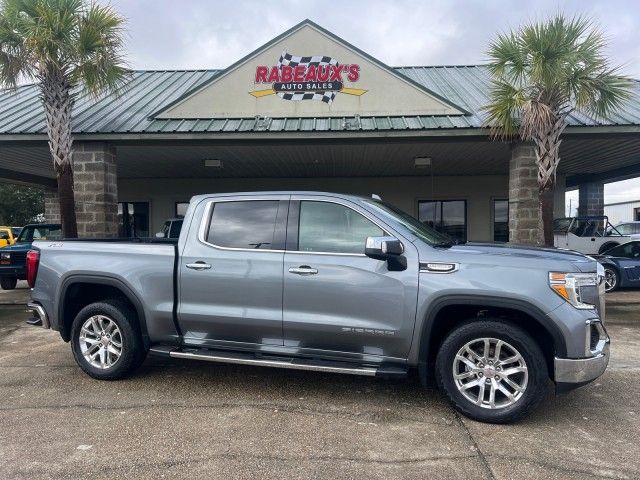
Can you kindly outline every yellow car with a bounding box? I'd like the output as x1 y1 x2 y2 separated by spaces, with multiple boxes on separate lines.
0 226 20 248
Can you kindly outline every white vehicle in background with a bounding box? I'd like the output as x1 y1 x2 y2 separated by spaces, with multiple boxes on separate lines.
612 221 640 240
155 218 183 239
554 216 631 255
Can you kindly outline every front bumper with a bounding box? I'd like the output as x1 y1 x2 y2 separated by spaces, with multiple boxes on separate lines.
554 319 609 389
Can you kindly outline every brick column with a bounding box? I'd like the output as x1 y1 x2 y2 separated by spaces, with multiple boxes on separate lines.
578 181 604 217
72 142 118 238
509 143 541 245
43 188 60 223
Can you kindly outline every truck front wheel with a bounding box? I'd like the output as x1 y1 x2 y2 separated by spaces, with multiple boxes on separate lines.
70 299 147 380
435 320 548 424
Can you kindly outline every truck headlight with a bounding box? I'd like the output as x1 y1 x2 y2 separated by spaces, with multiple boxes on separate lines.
0 252 10 260
549 272 597 309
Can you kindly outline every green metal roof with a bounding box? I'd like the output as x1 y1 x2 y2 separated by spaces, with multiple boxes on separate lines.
1 66 639 135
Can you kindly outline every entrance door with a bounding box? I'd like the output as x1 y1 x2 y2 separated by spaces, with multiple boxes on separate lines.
282 197 419 360
118 202 149 238
178 196 289 347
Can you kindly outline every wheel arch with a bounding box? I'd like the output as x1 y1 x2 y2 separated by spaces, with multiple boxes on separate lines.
598 241 620 254
417 295 566 384
58 275 149 348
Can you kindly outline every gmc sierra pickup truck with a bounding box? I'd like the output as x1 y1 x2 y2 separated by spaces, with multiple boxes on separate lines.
27 192 609 423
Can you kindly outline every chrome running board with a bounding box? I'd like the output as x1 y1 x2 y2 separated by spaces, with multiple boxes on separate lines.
150 346 406 378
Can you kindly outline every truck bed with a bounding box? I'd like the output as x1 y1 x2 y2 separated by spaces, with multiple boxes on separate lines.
31 238 179 343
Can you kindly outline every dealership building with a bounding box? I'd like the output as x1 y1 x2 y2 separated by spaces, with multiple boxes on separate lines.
1 19 640 242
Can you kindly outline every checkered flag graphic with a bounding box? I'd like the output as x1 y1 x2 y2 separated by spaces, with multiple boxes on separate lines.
276 50 339 104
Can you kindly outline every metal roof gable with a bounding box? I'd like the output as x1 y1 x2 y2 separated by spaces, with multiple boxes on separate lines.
151 19 469 118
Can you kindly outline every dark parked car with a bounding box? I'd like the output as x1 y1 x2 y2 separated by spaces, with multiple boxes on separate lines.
0 223 61 289
595 241 640 292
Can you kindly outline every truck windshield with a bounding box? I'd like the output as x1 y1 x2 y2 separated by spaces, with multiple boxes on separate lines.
16 225 62 242
363 199 456 247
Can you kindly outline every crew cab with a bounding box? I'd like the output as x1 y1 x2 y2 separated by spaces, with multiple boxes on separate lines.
27 192 609 423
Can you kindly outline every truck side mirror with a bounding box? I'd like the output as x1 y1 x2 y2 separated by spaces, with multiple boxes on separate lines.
365 236 406 271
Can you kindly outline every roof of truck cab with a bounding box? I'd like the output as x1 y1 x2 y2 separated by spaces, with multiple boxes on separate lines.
189 192 376 202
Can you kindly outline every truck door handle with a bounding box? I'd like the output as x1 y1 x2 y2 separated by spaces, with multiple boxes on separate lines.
288 265 318 275
186 262 211 270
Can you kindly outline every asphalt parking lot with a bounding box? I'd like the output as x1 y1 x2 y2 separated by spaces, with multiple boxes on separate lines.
1 284 640 479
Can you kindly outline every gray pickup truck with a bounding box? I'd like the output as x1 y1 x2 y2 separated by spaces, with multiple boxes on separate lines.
27 192 609 423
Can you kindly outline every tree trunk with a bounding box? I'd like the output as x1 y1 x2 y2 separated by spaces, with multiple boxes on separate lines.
56 162 77 238
540 187 555 247
40 67 77 238
532 114 567 248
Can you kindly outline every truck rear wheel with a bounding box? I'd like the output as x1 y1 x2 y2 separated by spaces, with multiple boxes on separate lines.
435 320 548 424
70 299 147 380
0 276 17 290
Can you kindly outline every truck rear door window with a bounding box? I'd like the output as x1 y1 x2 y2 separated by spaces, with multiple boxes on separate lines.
207 201 279 250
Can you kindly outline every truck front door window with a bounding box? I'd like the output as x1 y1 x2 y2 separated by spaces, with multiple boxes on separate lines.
207 201 279 250
298 201 384 254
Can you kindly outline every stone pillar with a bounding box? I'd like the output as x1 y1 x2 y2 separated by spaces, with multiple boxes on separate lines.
578 181 604 217
72 142 118 238
508 143 541 245
43 189 60 223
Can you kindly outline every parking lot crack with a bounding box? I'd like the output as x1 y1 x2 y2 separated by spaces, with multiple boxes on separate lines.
455 412 497 480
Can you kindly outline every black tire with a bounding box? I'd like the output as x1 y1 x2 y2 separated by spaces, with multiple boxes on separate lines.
0 276 17 290
70 299 147 380
604 266 619 293
599 242 619 254
435 320 548 424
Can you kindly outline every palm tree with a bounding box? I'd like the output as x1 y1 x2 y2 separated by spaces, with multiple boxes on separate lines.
0 0 128 237
485 14 633 246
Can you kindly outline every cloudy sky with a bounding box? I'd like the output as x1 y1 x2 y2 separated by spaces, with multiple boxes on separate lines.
110 0 640 208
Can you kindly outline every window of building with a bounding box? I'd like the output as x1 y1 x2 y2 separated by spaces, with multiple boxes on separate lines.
493 199 509 242
175 202 189 218
118 202 149 238
298 201 384 254
635 208 640 221
418 200 467 243
207 201 279 249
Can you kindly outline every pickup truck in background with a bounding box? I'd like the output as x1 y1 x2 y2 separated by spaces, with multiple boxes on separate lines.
0 223 60 290
27 192 609 424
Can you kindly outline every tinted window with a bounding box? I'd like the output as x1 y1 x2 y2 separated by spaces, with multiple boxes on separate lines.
298 201 384 254
207 201 279 249
418 200 467 243
18 225 62 242
175 202 189 217
169 220 183 238
605 242 640 258
493 199 509 242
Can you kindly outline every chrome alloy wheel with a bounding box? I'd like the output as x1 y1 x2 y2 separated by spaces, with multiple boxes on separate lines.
79 315 123 369
604 268 617 292
452 338 528 409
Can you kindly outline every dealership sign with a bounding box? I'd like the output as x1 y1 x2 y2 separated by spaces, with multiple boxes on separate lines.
249 51 367 104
